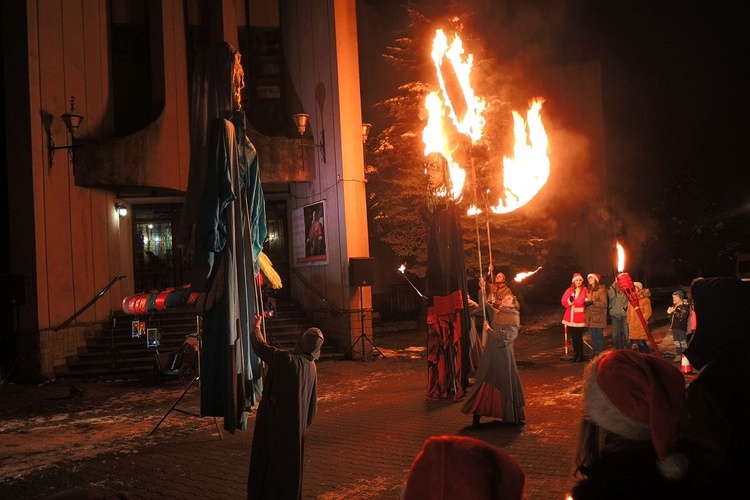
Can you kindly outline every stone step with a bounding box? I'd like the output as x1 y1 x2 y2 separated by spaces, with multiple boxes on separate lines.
54 302 341 380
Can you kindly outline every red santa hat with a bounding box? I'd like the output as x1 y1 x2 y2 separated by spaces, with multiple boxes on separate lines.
583 350 689 480
402 435 526 500
572 273 583 282
587 273 601 283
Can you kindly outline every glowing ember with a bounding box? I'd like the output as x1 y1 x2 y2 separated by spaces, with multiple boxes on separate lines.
514 266 542 282
431 29 486 143
490 99 550 214
398 264 406 273
616 242 625 273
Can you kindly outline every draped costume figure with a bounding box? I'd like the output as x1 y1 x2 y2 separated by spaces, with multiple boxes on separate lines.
423 153 472 401
177 42 266 432
462 299 526 423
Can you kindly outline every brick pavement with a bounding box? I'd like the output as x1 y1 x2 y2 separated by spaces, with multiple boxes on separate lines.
0 308 678 499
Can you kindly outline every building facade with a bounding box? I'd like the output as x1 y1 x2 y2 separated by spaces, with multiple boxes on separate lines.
1 0 372 380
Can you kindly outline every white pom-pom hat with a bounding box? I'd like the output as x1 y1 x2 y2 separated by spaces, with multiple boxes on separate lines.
583 350 690 479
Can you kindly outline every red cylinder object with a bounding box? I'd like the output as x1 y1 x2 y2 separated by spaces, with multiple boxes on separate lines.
617 272 634 294
154 287 174 311
121 296 132 314
135 295 148 315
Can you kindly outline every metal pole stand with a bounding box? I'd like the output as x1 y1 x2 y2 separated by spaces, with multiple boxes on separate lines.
559 325 573 361
84 315 138 382
149 315 222 439
346 285 385 364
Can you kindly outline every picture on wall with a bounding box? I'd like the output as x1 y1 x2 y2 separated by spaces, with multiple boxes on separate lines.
293 200 328 266
146 328 161 348
132 320 146 338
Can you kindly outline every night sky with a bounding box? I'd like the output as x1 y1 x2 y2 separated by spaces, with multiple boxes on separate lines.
358 0 747 215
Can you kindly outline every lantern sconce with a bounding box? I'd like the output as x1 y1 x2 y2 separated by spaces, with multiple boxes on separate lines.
115 203 128 218
48 96 84 168
292 113 326 164
361 123 372 144
361 123 372 166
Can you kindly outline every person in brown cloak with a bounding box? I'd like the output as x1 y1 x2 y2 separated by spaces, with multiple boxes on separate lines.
248 314 323 499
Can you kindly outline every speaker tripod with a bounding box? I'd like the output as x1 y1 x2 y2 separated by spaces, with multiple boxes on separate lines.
346 285 384 364
1 301 42 389
149 316 222 439
84 315 138 381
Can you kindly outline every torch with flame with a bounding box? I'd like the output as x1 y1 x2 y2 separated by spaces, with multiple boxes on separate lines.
614 242 661 357
398 265 427 303
514 266 542 283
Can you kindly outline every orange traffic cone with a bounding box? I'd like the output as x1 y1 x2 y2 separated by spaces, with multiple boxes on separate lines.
680 354 694 375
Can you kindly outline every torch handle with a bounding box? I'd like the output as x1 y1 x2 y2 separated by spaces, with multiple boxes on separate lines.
633 306 661 357
616 272 660 356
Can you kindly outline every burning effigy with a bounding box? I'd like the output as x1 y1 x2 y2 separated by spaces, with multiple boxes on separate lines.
420 28 550 401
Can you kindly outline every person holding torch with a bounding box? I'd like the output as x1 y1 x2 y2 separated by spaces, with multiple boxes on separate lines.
626 282 653 354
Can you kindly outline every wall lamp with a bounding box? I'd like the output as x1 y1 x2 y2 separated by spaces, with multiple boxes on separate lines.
48 96 84 168
115 203 128 218
362 123 372 144
292 113 326 164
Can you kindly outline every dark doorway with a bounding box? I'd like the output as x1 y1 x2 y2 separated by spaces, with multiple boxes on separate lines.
132 204 190 293
264 199 290 300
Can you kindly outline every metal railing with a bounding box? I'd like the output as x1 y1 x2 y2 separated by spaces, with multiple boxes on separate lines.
290 268 343 314
55 275 126 331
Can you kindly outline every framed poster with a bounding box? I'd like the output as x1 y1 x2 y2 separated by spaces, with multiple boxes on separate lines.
146 328 161 348
132 320 146 338
293 200 328 266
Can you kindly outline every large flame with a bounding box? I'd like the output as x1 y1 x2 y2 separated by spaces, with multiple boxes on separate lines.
423 28 549 214
514 266 542 282
431 29 486 143
616 242 625 273
422 92 465 200
490 99 550 214
423 28 488 201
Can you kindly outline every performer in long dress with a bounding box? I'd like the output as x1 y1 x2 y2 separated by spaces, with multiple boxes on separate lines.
462 289 526 426
423 152 472 401
177 42 266 431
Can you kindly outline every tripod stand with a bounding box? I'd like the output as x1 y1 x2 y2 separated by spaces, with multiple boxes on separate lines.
149 315 222 439
346 285 384 364
83 315 137 381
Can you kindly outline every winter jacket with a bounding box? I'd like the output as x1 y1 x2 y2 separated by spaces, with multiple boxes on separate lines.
585 284 608 328
668 300 690 332
627 288 652 340
607 284 629 319
562 286 588 327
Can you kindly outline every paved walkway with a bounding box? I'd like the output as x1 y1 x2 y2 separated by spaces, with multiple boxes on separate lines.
0 307 680 499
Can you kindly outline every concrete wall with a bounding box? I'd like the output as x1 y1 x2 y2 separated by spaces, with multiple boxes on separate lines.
4 0 191 378
282 0 372 355
3 0 374 376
